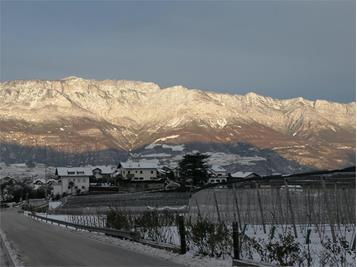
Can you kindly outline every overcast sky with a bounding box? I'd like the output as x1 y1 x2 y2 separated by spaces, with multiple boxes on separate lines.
1 1 355 103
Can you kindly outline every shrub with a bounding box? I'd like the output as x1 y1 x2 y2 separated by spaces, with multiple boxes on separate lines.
106 209 130 230
266 231 301 266
186 218 231 258
135 211 176 243
320 236 355 267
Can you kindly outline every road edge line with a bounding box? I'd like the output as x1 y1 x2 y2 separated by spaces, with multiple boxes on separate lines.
0 228 24 267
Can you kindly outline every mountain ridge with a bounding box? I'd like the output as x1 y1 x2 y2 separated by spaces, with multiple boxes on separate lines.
2 76 355 105
0 77 355 170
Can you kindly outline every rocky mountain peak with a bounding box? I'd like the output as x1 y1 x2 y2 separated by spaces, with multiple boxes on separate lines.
61 76 84 81
0 77 355 170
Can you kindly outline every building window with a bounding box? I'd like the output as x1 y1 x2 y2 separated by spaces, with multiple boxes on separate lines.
140 177 144 180
77 171 84 175
82 186 85 189
68 171 75 175
151 171 154 174
140 170 143 174
128 171 131 174
135 170 138 173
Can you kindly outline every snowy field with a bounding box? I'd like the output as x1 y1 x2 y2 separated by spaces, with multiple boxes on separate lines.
0 162 55 180
239 224 355 266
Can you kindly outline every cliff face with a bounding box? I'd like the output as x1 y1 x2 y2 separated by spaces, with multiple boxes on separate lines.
0 76 355 170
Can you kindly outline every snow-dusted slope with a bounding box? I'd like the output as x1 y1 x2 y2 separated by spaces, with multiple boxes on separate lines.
0 77 355 169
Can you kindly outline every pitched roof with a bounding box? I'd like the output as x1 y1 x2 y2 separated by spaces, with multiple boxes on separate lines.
56 167 92 177
120 161 159 169
231 171 258 178
211 165 227 172
91 165 116 174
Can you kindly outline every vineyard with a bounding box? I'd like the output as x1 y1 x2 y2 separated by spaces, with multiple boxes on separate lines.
44 178 356 266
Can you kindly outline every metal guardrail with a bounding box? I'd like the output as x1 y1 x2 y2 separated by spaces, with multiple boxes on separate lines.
28 213 181 253
29 213 139 240
232 259 277 267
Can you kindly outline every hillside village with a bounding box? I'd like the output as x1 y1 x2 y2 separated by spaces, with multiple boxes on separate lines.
0 153 263 203
51 160 260 197
2 152 354 205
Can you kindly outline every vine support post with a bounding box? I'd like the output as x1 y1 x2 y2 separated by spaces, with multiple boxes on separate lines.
232 221 240 260
233 184 242 231
213 191 221 223
284 179 298 238
255 182 266 234
178 215 186 254
321 177 337 243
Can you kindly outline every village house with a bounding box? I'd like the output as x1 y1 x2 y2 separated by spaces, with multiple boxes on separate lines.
91 165 116 179
90 165 116 187
209 165 228 177
207 165 228 184
208 176 227 184
53 167 91 196
228 171 260 183
117 161 160 182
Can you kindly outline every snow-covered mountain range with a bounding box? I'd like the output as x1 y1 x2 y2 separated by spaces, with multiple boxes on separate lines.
0 76 355 173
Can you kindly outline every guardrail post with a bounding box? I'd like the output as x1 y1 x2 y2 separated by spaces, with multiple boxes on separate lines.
233 221 240 260
178 215 186 254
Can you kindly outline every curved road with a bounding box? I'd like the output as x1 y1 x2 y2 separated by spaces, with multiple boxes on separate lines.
0 209 183 266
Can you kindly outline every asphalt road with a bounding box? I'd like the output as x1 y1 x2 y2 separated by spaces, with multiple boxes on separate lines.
0 209 183 267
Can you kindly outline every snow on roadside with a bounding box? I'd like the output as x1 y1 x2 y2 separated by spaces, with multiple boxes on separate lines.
81 231 231 267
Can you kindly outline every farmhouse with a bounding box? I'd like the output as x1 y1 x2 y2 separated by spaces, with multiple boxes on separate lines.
208 177 227 184
227 171 260 184
91 165 116 179
117 161 160 182
209 165 228 177
53 167 91 196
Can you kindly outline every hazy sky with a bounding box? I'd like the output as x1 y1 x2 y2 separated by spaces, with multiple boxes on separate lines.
1 1 355 103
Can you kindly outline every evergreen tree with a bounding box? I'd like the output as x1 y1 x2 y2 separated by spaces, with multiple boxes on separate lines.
178 153 210 186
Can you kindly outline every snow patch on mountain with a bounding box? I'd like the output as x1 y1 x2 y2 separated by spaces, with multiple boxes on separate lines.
140 153 172 158
206 152 266 167
154 135 180 143
0 77 355 170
